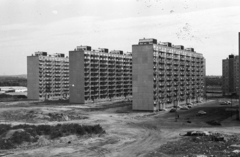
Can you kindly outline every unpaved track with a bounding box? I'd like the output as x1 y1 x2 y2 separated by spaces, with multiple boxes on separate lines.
5 110 178 157
2 100 240 157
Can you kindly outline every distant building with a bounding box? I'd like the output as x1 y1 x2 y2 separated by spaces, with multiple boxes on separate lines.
27 51 69 100
132 38 205 111
205 75 222 87
69 46 132 103
222 55 239 95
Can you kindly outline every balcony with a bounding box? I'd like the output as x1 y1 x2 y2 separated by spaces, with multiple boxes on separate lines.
159 78 165 81
158 72 165 76
166 61 172 65
166 55 172 59
173 61 179 65
91 61 99 65
166 72 172 76
180 57 185 61
166 83 171 87
159 60 165 64
173 72 178 76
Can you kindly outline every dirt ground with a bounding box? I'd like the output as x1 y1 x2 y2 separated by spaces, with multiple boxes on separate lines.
0 99 240 157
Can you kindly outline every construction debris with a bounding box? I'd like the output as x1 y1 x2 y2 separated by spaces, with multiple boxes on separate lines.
159 131 240 156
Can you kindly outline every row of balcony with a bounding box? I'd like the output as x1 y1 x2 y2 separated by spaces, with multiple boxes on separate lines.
154 94 202 99
154 73 204 77
155 65 203 69
84 92 132 95
85 79 132 83
153 55 203 62
40 59 68 63
39 84 69 86
156 67 203 72
39 81 69 84
39 72 68 75
85 69 132 73
39 76 68 79
154 90 203 96
84 54 132 59
84 65 132 69
84 58 132 62
39 88 69 91
39 61 68 64
39 65 69 68
85 76 132 79
86 88 132 91
85 60 132 65
154 86 203 90
86 80 131 84
85 74 131 77
154 95 203 102
85 82 132 86
157 82 203 87
153 50 203 58
154 77 204 81
155 60 204 66
39 78 69 81
39 69 69 72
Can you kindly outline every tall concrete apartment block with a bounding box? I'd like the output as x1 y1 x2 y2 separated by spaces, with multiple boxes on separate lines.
132 38 205 111
27 52 69 100
222 54 239 95
69 46 132 103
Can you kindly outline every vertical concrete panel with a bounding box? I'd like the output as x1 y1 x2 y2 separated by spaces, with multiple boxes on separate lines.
132 45 154 111
27 56 39 100
69 50 85 103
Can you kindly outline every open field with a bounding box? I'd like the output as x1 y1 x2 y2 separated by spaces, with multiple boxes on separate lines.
0 99 240 157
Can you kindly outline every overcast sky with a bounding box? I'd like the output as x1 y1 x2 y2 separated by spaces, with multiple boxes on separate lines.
1 0 240 75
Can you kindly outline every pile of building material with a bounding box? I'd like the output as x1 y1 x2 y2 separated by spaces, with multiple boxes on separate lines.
159 131 240 156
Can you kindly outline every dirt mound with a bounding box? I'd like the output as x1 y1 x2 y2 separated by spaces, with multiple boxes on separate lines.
1 109 88 123
158 132 240 156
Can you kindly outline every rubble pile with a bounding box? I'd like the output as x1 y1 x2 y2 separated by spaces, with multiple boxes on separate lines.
158 131 240 156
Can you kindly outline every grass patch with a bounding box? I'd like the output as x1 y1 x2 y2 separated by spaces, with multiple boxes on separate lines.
0 123 105 149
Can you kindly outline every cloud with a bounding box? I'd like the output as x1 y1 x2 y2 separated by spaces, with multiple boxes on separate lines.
1 4 240 75
52 10 58 14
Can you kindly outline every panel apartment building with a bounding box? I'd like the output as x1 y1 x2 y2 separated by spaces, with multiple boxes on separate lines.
132 38 205 111
27 52 69 100
69 46 132 103
222 54 239 96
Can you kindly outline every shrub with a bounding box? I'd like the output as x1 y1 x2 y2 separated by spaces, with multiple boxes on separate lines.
12 124 36 130
75 125 86 135
0 139 15 149
36 125 51 135
11 131 31 144
50 130 62 139
0 123 105 149
0 124 11 135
